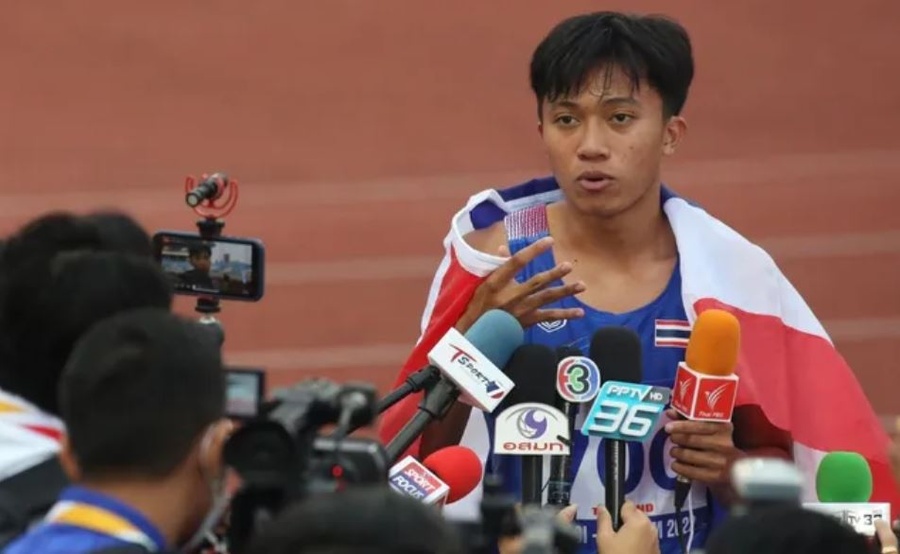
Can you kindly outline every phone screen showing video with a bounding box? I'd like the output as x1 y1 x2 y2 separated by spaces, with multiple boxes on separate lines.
225 368 265 420
154 232 264 301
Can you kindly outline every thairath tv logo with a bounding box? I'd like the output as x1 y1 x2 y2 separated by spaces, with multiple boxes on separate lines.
493 403 570 454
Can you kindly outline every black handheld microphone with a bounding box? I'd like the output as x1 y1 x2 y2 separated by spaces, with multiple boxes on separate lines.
547 345 586 507
490 344 560 506
589 327 643 531
186 172 229 207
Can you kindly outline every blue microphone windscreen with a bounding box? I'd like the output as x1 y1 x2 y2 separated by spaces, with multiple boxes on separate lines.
463 309 525 370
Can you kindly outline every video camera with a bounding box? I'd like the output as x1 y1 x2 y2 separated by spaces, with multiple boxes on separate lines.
222 377 389 554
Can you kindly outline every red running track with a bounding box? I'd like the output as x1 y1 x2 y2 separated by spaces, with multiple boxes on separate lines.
1 1 898 416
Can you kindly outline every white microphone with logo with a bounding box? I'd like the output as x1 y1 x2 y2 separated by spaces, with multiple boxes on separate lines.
384 309 523 463
547 345 601 507
491 344 569 506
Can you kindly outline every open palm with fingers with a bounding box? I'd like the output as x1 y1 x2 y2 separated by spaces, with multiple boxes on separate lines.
457 237 586 333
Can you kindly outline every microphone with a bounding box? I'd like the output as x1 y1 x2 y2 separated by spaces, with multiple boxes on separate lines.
388 445 483 507
185 172 230 207
423 445 484 504
730 457 804 510
377 364 443 414
670 309 741 512
547 345 601 507
803 451 889 536
384 309 523 462
581 327 669 530
491 344 565 506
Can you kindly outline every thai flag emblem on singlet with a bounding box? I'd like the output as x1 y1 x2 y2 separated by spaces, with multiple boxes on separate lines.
654 319 691 348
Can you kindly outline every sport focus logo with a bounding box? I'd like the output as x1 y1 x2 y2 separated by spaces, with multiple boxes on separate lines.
388 456 449 506
556 356 601 403
493 402 570 455
389 461 442 500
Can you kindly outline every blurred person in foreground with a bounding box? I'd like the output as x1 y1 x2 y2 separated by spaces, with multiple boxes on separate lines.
4 308 231 554
0 211 153 477
703 505 897 554
0 250 171 545
498 502 659 554
379 9 897 553
245 486 465 554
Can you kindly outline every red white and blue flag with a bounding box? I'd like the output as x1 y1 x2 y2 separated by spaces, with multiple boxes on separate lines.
654 319 692 348
379 178 899 512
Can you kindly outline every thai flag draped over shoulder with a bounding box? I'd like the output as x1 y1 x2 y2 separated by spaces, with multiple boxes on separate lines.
378 177 899 508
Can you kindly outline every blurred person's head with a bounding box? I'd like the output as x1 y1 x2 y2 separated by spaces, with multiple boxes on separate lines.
58 307 230 550
0 251 172 415
0 210 152 279
84 210 153 258
704 505 870 554
529 11 693 218
246 486 465 554
0 212 106 273
188 245 212 273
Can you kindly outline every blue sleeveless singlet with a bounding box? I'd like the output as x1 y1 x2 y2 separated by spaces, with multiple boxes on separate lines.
483 203 722 554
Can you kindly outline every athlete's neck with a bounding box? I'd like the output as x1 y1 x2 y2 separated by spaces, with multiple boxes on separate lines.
80 474 199 548
552 184 675 266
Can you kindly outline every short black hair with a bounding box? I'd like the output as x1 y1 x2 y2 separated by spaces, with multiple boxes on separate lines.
0 211 152 277
705 506 870 554
85 211 153 258
529 11 694 118
246 487 465 554
0 251 173 414
0 212 106 273
189 244 212 258
60 307 225 479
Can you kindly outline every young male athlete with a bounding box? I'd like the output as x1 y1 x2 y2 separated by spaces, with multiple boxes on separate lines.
380 11 896 554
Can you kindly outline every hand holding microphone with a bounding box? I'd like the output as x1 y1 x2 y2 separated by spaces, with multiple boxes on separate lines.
666 309 743 511
581 327 669 530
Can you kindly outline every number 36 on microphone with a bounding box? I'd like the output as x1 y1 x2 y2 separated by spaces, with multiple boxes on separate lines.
580 382 671 442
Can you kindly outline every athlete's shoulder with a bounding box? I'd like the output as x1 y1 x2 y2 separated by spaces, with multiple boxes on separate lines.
462 220 507 255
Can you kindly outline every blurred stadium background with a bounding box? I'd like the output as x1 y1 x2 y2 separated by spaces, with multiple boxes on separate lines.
1 0 897 419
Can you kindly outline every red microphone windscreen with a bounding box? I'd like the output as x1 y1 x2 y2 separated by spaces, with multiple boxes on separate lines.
422 445 483 504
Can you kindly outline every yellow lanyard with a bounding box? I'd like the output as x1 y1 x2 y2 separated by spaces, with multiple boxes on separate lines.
44 500 159 551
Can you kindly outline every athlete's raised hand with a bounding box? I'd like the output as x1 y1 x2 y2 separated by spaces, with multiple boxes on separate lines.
457 236 586 333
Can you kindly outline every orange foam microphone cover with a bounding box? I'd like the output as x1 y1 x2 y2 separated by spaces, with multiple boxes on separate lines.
684 309 741 376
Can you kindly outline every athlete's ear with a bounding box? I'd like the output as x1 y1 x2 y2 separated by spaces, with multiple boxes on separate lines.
663 116 687 156
537 120 543 136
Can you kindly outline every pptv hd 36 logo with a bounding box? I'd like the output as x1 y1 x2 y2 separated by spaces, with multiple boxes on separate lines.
450 345 505 399
556 356 601 403
493 403 570 454
581 382 671 441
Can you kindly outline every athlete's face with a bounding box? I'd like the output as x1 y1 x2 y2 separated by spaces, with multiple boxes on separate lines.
538 66 686 218
190 251 211 273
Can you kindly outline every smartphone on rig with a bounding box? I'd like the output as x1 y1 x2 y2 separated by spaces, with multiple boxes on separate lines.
225 367 266 421
152 231 265 301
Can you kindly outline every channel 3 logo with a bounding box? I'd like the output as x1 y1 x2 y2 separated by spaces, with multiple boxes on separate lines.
556 355 601 403
580 382 671 441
